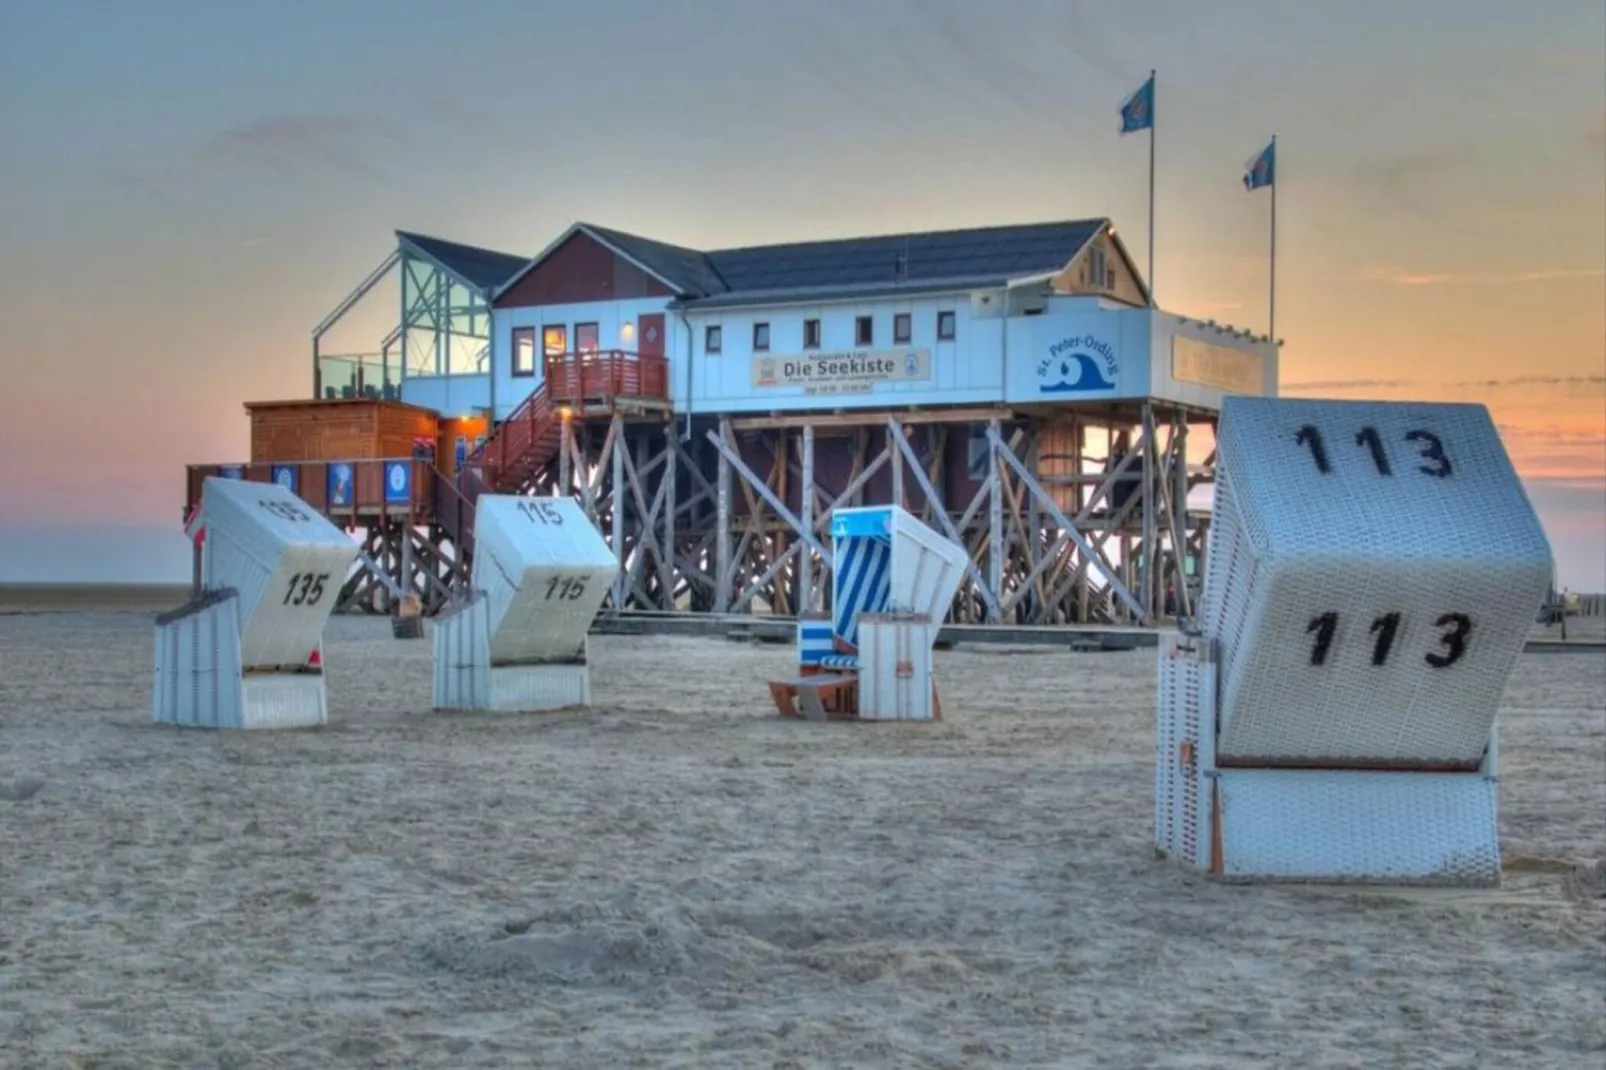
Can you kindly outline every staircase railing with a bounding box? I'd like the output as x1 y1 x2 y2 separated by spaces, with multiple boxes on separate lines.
430 465 477 559
469 382 555 489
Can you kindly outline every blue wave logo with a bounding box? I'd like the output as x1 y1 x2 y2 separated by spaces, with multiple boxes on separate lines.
1038 335 1118 393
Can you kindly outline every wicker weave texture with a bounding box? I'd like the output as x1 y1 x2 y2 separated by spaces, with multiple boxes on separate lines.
1216 769 1500 885
1199 397 1552 766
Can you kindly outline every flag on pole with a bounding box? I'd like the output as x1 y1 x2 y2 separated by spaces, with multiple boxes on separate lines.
1243 139 1276 191
1119 74 1155 134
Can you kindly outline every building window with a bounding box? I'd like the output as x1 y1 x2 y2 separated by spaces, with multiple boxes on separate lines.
575 322 600 356
967 427 990 479
705 324 722 354
753 322 770 351
542 325 567 363
512 326 536 377
1088 245 1108 290
855 315 874 346
893 313 912 344
803 318 821 349
937 310 956 340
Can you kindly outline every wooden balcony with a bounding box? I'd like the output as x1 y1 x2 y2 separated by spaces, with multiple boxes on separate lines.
543 349 670 410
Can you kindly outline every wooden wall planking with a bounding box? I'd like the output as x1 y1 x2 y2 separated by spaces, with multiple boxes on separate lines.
246 399 441 463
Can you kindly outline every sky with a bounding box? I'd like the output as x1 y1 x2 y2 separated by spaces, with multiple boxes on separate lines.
0 0 1602 588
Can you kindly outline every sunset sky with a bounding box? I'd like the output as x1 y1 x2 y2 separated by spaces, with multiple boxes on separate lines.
1 0 1602 587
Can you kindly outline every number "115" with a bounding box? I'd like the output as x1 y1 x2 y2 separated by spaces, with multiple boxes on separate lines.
1306 610 1471 669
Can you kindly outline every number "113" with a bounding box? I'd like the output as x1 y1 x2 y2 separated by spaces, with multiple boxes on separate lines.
1306 610 1471 669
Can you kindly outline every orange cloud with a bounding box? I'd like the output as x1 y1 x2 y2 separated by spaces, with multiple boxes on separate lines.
1282 376 1606 489
1357 264 1606 287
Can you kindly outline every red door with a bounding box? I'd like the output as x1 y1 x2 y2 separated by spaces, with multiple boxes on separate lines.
637 313 665 358
637 313 666 398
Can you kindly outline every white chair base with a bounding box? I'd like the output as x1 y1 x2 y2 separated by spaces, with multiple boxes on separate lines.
1157 632 1500 887
153 590 329 730
856 614 941 722
1200 768 1498 885
487 663 590 712
432 596 591 712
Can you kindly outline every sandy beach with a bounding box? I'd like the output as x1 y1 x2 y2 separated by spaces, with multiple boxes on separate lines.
1 607 1602 1068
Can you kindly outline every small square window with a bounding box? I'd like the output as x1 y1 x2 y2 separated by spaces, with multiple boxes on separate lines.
803 318 821 349
893 313 911 344
855 315 874 346
753 322 770 351
706 324 722 354
936 310 956 340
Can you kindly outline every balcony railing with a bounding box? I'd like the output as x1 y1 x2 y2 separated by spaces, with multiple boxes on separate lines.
543 349 669 406
185 458 436 520
316 353 401 401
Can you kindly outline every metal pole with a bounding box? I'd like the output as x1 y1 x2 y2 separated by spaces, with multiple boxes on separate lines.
1269 133 1278 341
1148 68 1156 302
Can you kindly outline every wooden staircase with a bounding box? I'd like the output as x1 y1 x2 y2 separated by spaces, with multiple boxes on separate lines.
471 384 563 495
430 383 565 568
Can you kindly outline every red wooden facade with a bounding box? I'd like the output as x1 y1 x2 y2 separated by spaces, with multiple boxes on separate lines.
493 231 674 307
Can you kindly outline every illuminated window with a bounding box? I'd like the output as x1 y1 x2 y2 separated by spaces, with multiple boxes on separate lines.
575 322 599 356
542 325 567 360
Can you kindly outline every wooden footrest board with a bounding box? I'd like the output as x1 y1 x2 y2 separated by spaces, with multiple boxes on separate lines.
768 673 859 721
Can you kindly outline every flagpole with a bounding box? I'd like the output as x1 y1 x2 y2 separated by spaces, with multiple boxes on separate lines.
1147 69 1156 302
1268 133 1277 341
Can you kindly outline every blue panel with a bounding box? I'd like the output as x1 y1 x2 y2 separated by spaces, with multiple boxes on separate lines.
830 507 892 540
384 460 411 503
797 619 835 666
328 463 354 507
831 535 891 649
270 465 297 493
218 465 245 480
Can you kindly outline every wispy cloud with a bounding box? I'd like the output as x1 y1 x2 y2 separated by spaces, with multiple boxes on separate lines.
1542 53 1606 69
1357 264 1606 287
100 113 407 203
1284 375 1605 395
1172 300 1244 317
1463 375 1605 391
1282 378 1419 392
191 114 401 182
1342 147 1471 218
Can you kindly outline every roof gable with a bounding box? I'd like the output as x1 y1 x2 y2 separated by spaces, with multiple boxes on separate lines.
581 224 730 297
396 231 530 293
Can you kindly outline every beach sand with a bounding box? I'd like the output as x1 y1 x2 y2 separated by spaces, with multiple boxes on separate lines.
1 609 1602 1068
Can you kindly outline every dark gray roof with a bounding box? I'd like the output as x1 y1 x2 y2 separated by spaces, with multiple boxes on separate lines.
489 217 1115 307
581 224 731 298
396 231 530 293
704 219 1104 297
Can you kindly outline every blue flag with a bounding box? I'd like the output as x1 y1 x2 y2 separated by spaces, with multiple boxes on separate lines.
1119 74 1154 134
1243 139 1275 190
